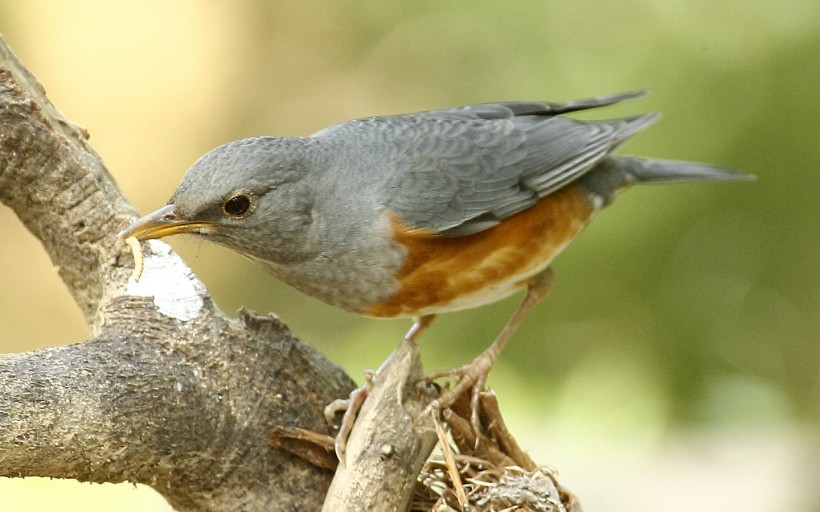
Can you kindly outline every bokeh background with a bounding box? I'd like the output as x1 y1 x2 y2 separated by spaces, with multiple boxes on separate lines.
1 1 818 511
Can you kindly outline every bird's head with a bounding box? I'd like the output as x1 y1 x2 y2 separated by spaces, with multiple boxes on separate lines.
119 137 319 265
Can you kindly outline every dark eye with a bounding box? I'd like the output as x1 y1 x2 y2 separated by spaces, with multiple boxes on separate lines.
222 192 254 218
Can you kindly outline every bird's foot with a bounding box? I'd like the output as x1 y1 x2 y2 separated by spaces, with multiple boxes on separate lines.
424 352 496 437
324 369 378 464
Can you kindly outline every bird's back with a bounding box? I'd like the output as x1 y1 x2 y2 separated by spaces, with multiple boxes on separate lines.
314 91 663 238
305 92 749 317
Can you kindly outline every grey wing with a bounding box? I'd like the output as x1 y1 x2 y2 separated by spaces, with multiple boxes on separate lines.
316 91 658 237
382 99 659 236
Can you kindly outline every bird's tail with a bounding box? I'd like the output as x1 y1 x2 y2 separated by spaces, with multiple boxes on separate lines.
579 155 754 206
616 156 752 184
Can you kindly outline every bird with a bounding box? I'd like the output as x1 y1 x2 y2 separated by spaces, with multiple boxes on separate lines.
119 90 750 446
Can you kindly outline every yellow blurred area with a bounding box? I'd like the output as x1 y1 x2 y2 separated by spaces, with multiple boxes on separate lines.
0 479 172 512
1 1 818 511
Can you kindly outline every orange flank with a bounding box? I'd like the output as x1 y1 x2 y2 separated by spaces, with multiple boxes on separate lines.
365 185 595 318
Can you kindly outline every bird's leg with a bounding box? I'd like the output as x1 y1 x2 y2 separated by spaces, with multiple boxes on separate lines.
405 314 437 343
426 268 554 434
324 314 438 461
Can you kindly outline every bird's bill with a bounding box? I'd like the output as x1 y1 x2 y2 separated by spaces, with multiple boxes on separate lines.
118 204 216 241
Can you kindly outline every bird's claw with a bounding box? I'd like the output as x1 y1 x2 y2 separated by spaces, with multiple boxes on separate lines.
323 369 380 464
424 354 494 437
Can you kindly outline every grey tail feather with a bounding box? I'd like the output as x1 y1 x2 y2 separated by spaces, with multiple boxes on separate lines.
578 155 754 207
616 156 754 184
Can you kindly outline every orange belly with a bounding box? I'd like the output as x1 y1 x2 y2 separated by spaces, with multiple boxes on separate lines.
364 185 594 318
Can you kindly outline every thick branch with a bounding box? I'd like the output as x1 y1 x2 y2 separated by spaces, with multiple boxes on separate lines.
0 35 359 511
0 307 352 511
0 39 133 329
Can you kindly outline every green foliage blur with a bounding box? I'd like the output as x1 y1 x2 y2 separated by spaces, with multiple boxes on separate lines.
0 1 817 510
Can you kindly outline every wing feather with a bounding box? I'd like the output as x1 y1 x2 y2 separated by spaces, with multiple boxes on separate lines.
316 91 658 236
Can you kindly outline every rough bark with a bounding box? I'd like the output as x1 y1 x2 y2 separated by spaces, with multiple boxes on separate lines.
0 35 367 511
322 339 438 512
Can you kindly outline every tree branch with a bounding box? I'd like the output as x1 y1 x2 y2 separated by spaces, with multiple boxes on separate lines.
0 309 353 511
0 38 130 327
322 339 438 511
0 35 358 511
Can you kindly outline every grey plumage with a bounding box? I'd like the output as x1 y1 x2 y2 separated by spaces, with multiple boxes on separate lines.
307 90 747 236
123 91 751 314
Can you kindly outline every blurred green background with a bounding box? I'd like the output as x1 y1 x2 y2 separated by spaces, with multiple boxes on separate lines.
0 1 818 511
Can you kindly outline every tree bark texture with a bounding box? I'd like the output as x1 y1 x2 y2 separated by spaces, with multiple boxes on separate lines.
0 35 363 511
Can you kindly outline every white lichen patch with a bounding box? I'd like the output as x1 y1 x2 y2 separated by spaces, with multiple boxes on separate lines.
125 240 205 321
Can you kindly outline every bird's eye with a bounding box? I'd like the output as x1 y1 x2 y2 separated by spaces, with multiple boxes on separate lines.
222 191 254 218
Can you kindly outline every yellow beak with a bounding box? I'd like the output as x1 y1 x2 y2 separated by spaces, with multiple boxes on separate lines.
118 204 216 241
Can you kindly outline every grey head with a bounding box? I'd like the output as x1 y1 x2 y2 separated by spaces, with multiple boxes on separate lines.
121 136 324 265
